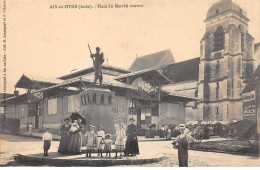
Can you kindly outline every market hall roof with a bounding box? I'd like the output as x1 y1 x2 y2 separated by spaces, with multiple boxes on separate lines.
129 49 175 72
116 68 174 87
15 74 63 89
58 64 131 80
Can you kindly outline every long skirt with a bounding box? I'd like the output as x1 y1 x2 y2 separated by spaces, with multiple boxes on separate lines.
58 131 70 153
44 140 51 151
178 149 188 167
124 136 139 155
67 132 82 154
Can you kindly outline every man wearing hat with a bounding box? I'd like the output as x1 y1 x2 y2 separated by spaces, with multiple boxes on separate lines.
172 124 196 167
96 125 105 157
91 47 104 86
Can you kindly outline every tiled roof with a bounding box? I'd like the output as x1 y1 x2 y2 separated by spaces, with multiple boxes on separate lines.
15 74 63 89
162 57 200 83
129 49 175 71
58 65 131 80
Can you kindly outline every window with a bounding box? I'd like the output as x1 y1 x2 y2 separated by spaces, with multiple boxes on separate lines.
48 98 57 115
87 94 90 104
17 104 25 118
166 103 175 118
151 103 159 116
93 93 96 105
213 27 224 51
216 9 219 14
216 81 219 100
128 99 138 115
101 94 104 105
193 90 198 109
68 95 80 113
80 95 85 106
215 107 219 120
108 95 112 105
238 25 245 52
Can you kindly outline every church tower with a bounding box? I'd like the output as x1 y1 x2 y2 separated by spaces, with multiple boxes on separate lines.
198 0 255 121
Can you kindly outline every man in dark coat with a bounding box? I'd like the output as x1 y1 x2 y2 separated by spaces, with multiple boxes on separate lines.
124 117 139 156
91 47 104 86
172 124 196 167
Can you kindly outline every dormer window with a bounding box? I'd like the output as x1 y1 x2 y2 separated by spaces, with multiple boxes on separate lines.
216 9 219 14
240 8 242 14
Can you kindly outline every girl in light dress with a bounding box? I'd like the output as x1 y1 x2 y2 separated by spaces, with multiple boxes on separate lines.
115 123 126 159
85 125 96 157
103 134 114 157
96 126 105 157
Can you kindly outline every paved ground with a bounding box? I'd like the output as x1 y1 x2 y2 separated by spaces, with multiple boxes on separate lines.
0 134 259 167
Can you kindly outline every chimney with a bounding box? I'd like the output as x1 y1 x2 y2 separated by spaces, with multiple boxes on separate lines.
14 90 19 96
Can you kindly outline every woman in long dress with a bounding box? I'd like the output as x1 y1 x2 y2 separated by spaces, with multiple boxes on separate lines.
124 118 139 156
58 118 71 153
115 123 126 159
67 119 84 154
172 124 196 167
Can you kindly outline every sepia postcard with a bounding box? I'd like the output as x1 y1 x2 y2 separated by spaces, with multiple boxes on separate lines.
0 0 260 167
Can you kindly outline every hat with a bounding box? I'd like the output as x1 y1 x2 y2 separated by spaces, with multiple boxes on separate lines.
97 125 103 130
46 128 50 130
129 117 135 121
89 125 95 128
179 124 185 129
64 118 70 121
106 133 112 138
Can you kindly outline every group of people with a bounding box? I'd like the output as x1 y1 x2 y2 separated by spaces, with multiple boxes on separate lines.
52 117 139 159
42 117 195 167
159 125 173 140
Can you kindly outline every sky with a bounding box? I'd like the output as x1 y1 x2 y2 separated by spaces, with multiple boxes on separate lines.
1 0 260 93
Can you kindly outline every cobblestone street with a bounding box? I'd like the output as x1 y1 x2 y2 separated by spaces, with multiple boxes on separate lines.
0 134 259 167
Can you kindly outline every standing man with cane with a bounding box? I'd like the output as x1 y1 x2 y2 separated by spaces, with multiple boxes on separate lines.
88 44 104 86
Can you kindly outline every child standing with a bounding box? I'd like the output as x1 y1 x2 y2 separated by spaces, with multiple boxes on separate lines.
96 126 105 157
103 134 114 157
42 128 53 157
115 123 126 159
85 125 96 158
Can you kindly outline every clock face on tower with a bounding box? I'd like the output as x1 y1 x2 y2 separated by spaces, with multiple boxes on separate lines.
131 77 153 94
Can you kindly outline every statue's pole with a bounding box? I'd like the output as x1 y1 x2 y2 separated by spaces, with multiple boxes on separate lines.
88 43 94 63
